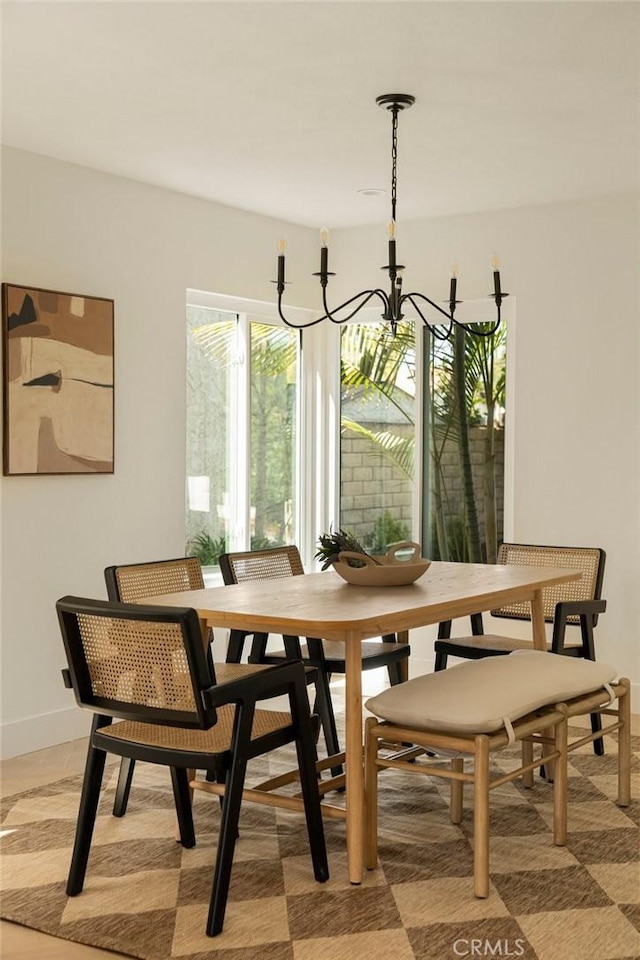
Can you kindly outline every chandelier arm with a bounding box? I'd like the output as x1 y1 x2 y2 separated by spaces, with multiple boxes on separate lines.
402 293 502 339
401 292 458 333
277 294 331 329
455 307 502 338
321 287 389 325
402 294 453 340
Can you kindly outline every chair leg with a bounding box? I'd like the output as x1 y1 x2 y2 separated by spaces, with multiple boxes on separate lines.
226 629 247 663
112 757 135 817
473 735 490 899
434 649 448 671
291 673 330 884
67 725 108 896
206 703 255 937
170 767 196 848
312 670 343 777
386 661 404 686
590 711 605 756
205 761 238 836
364 717 379 869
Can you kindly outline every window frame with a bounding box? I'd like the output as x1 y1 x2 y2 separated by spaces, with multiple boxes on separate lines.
186 289 515 572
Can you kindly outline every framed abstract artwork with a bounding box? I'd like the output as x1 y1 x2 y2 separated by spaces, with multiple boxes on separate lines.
2 284 114 475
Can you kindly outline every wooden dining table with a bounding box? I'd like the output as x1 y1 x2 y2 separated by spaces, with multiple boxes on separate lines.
145 559 580 883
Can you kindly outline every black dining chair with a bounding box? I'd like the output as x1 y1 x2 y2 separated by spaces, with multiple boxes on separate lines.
219 544 412 770
57 595 328 937
433 543 607 754
105 555 325 815
104 556 285 816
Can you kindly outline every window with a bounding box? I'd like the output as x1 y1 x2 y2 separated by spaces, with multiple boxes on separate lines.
338 304 509 562
424 320 507 563
186 302 299 566
186 292 512 570
249 322 298 548
339 320 418 551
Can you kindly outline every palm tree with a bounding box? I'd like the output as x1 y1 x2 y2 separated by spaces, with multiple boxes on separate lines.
341 319 505 563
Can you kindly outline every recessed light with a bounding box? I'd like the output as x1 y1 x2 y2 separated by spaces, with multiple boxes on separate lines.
357 187 386 197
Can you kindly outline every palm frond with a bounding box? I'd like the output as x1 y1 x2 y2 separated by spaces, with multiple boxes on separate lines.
341 418 415 479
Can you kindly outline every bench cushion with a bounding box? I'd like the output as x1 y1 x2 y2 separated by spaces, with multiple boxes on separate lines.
365 650 617 735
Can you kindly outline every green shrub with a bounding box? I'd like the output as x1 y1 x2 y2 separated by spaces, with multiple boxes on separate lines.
188 532 227 566
363 512 410 554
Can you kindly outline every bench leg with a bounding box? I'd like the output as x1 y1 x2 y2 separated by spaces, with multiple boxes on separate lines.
364 718 379 870
553 709 568 846
473 735 490 898
618 679 631 807
450 757 463 824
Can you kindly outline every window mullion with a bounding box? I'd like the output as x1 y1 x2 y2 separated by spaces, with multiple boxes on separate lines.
228 313 250 550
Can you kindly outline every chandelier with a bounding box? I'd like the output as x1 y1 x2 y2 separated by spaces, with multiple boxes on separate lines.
274 94 506 339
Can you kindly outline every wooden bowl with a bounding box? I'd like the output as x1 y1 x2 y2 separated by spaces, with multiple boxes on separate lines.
332 542 431 587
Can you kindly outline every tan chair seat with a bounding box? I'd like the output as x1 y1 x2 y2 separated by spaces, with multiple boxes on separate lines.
365 650 617 736
214 662 279 683
267 640 408 664
101 704 292 753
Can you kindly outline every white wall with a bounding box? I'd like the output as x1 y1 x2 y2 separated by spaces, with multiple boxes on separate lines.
0 146 319 758
1 146 638 757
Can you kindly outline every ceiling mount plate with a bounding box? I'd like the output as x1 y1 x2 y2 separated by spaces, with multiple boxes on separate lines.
376 93 415 111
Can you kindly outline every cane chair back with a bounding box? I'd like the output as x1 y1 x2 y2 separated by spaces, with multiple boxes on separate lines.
105 556 204 603
59 598 212 727
490 544 604 624
219 544 303 584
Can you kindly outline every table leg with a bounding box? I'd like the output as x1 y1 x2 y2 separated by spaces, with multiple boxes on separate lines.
345 633 364 884
530 589 546 651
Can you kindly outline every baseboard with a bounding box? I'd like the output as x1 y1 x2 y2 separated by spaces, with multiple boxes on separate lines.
1 706 88 760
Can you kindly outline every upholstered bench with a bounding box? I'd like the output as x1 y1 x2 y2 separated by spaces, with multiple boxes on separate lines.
364 650 630 898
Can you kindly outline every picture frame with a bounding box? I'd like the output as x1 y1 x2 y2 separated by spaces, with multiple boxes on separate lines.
2 283 114 475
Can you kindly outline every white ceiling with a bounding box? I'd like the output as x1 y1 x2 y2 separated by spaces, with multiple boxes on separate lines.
2 1 639 229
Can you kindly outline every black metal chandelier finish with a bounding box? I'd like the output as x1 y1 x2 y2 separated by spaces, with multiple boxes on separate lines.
274 94 507 338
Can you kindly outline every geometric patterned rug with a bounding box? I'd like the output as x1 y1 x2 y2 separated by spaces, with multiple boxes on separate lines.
1 720 639 960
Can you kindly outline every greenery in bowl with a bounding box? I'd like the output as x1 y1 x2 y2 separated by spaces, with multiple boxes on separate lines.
315 528 380 569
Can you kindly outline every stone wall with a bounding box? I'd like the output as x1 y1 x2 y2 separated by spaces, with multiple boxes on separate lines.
340 425 504 551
